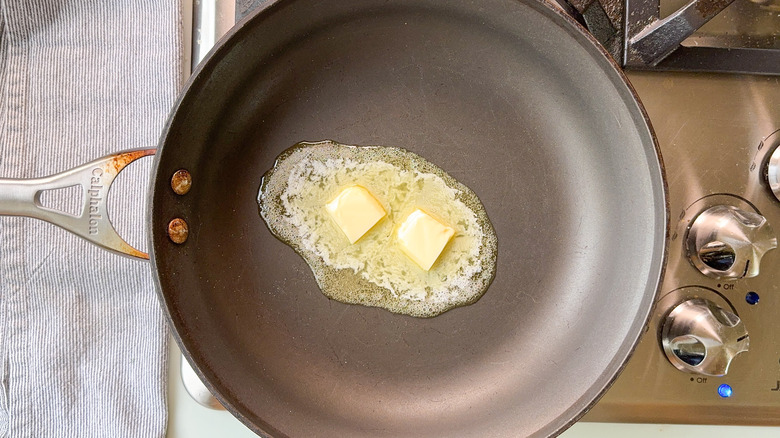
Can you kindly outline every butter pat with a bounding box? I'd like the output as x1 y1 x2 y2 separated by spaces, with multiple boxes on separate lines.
397 209 455 271
326 185 386 243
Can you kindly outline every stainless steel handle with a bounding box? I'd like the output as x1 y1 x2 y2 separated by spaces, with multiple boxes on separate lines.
0 148 155 260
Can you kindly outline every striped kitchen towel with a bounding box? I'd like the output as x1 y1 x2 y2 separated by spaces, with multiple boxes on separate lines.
0 1 181 436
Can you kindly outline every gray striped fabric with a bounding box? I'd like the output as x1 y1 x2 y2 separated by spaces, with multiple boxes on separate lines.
0 1 181 436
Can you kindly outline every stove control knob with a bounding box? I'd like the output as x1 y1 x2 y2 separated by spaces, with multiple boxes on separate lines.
661 298 749 376
766 142 780 202
686 205 776 279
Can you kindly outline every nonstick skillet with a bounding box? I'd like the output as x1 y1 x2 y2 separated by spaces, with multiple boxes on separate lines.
0 0 668 436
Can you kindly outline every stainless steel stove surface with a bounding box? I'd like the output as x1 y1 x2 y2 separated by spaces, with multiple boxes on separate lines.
585 72 780 424
169 0 780 435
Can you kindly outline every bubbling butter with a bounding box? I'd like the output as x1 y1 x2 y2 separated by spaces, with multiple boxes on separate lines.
257 140 497 318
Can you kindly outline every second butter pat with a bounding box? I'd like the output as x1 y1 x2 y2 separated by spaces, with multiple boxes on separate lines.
325 185 386 244
397 209 455 271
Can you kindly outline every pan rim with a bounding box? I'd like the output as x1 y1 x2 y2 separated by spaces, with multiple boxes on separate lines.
147 0 670 436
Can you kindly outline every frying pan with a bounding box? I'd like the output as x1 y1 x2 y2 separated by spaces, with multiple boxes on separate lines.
0 0 668 436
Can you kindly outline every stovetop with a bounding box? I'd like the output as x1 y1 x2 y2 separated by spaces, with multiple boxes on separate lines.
585 71 780 424
169 0 780 435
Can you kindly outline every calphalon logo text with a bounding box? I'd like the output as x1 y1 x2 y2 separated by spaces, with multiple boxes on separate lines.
88 168 103 235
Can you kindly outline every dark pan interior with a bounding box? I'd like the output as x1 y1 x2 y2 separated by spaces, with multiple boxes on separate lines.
151 0 667 436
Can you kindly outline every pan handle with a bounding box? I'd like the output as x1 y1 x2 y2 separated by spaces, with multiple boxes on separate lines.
0 148 156 260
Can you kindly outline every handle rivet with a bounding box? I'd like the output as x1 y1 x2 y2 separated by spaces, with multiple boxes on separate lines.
171 169 192 195
168 218 189 244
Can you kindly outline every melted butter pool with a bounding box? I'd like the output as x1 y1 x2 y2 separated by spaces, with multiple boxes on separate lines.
257 140 497 317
